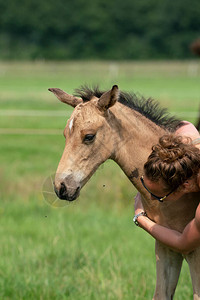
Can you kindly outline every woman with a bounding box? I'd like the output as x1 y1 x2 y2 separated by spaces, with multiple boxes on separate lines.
134 121 200 254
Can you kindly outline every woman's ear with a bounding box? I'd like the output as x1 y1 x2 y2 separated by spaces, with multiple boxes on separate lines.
182 180 194 193
182 181 190 189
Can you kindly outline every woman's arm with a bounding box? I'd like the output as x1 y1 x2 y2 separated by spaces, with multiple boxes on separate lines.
134 193 200 254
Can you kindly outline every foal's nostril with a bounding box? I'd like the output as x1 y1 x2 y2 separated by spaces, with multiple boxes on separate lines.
59 182 67 198
54 182 67 199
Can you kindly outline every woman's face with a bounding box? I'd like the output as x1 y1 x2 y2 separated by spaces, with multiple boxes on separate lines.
142 175 184 202
142 175 199 202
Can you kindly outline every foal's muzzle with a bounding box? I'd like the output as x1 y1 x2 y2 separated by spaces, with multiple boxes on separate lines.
54 183 80 201
54 174 81 201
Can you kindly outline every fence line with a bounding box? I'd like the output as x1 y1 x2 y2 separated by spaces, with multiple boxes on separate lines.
0 109 198 118
0 128 61 135
0 110 198 135
0 109 71 117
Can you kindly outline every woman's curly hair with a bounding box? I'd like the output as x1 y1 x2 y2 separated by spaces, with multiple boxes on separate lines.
144 134 200 191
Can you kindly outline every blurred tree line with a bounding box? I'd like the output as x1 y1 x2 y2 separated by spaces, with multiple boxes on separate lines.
0 0 199 60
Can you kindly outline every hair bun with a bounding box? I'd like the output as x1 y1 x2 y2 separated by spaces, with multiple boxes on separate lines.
158 147 186 162
152 135 187 163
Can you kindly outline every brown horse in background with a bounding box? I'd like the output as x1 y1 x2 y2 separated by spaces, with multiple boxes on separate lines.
49 85 200 299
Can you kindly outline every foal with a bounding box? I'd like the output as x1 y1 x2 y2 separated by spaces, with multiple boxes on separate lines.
49 85 200 299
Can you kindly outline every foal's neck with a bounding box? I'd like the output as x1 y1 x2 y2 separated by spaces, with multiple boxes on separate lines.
110 103 166 188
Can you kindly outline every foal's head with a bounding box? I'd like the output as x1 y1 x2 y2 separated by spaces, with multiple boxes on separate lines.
49 85 119 201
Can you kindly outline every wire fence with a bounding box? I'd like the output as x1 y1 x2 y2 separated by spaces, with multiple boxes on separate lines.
0 109 198 135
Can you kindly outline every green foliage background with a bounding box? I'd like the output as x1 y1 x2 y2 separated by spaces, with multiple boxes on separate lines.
0 0 200 60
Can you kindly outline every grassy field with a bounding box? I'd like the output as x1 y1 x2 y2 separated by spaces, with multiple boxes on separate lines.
0 60 199 299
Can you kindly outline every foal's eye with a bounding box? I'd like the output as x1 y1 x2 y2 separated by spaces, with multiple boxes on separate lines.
83 134 96 144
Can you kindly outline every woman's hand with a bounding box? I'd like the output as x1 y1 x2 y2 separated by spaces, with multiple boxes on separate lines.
134 192 144 215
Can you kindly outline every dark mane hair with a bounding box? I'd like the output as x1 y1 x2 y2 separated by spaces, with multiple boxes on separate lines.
75 86 183 132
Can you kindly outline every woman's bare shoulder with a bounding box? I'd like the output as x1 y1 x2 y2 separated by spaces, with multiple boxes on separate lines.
176 121 199 138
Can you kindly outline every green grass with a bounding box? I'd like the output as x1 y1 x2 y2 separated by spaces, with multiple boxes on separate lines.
0 60 199 299
0 200 193 300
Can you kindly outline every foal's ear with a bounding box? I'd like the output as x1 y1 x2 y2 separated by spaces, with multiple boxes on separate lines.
98 85 119 111
48 88 83 108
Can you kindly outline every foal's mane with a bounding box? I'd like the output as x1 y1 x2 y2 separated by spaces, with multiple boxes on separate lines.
75 86 182 132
